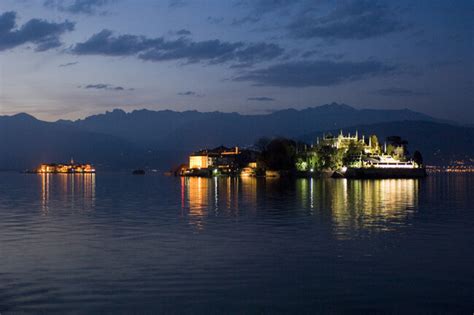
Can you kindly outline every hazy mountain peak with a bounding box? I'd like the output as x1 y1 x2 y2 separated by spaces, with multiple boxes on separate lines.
56 119 73 124
107 109 127 116
271 103 355 115
318 102 355 111
8 113 38 122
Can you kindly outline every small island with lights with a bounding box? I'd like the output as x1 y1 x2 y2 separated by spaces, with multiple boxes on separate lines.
180 131 426 179
34 159 96 174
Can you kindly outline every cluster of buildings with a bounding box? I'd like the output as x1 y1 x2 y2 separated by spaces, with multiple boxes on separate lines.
36 159 95 174
183 146 259 177
426 165 474 173
182 131 425 178
317 131 417 169
313 131 426 178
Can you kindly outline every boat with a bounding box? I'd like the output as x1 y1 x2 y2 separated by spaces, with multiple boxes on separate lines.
240 167 256 177
341 155 426 179
132 169 146 175
343 167 426 179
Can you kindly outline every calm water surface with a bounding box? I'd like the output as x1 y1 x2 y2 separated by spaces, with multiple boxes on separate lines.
0 173 473 313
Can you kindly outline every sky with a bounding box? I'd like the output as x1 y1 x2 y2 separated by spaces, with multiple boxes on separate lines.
0 0 472 122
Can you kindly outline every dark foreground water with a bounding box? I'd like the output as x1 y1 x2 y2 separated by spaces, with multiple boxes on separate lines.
0 173 473 313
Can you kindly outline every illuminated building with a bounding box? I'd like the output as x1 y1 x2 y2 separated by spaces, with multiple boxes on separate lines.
319 130 363 149
189 155 210 169
319 130 375 154
185 146 258 176
241 162 258 176
189 146 240 169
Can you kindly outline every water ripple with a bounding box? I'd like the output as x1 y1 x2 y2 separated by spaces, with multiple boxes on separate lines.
0 173 473 313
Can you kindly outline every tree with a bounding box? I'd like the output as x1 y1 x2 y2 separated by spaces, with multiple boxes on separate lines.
295 147 320 171
369 135 380 153
387 136 409 156
309 152 322 170
254 137 270 152
316 145 343 170
386 144 395 156
387 136 408 147
387 135 401 144
343 140 365 165
295 156 308 171
262 138 297 171
413 150 423 166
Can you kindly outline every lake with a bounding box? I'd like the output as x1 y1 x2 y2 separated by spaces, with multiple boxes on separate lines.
0 173 473 313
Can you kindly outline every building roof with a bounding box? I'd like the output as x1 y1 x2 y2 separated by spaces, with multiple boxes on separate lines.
191 146 239 156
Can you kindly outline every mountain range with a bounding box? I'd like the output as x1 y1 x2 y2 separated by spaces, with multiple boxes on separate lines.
0 103 472 170
59 103 436 149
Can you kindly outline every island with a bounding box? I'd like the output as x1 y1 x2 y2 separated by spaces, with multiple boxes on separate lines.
34 159 96 174
180 131 426 179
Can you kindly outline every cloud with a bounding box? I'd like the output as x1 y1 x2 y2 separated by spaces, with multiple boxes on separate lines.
134 40 282 65
301 50 320 58
81 83 133 91
232 16 261 26
59 61 78 67
300 50 344 60
178 91 204 97
373 87 427 97
234 42 283 63
71 29 284 66
72 29 157 56
229 62 254 69
169 0 187 8
233 60 396 87
236 0 297 17
176 29 191 36
139 39 243 63
247 96 275 101
0 11 74 52
139 40 284 65
232 1 404 42
207 16 224 25
288 0 404 40
44 0 114 15
233 0 314 26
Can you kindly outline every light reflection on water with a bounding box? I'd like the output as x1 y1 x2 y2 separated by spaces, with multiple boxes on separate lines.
40 173 96 214
0 173 473 313
181 176 419 237
20 173 424 241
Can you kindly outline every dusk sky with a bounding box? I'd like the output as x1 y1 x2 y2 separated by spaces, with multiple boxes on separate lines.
0 0 472 122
